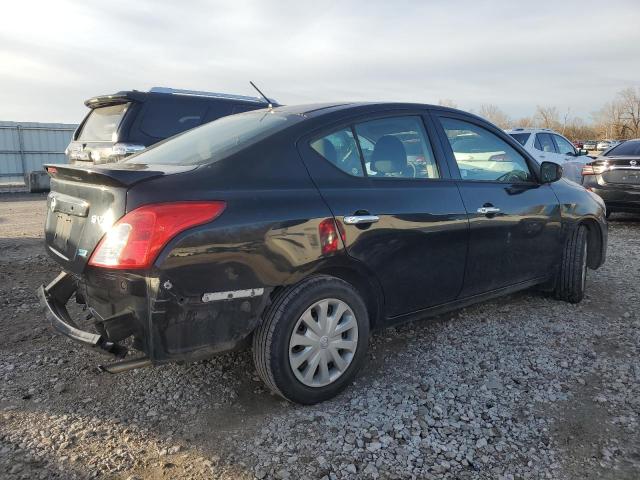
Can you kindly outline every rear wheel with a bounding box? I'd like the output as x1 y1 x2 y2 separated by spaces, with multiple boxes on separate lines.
252 275 369 404
555 224 588 303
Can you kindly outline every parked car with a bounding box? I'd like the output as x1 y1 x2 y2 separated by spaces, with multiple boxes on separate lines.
596 140 620 151
582 138 640 216
583 140 598 151
65 87 273 165
572 140 584 149
505 128 591 183
39 103 607 404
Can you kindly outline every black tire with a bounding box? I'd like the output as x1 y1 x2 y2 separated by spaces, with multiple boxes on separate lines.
555 224 588 303
252 275 370 404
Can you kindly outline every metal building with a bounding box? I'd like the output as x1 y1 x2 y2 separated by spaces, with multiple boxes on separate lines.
0 121 76 185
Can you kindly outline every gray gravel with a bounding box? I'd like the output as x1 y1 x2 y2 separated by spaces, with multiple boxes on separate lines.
1 195 639 479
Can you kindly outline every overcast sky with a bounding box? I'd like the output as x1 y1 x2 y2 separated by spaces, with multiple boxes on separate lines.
1 0 639 124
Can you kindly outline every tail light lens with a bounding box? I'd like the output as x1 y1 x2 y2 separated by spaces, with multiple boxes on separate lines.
582 164 607 176
319 218 345 255
582 165 595 176
89 201 226 269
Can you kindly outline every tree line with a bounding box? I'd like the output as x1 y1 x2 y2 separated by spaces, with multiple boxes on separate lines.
438 86 640 141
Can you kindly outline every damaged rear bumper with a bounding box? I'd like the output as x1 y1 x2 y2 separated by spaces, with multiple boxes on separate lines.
37 271 129 357
39 269 272 369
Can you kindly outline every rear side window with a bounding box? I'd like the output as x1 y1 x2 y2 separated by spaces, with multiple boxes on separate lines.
77 103 129 142
355 116 439 179
605 140 640 156
140 99 208 139
439 117 534 183
509 133 530 146
535 133 556 153
311 128 364 177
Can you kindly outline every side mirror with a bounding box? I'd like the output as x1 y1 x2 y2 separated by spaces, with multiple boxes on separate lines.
540 161 563 183
577 148 589 156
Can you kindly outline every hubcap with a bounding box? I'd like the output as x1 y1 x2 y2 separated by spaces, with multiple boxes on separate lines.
289 298 358 388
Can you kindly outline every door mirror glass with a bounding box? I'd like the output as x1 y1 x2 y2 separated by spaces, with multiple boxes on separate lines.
577 148 589 156
540 161 563 183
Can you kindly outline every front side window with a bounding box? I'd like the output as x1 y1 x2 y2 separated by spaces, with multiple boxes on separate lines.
310 128 364 177
535 133 556 153
354 116 439 179
553 135 576 155
440 117 534 183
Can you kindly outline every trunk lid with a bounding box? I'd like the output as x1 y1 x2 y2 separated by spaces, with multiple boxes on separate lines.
599 156 640 187
44 163 195 273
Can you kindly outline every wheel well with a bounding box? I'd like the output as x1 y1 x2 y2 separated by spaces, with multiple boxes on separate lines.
580 219 603 269
268 267 385 329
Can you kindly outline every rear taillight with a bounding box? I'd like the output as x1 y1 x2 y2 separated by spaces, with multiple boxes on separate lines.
319 218 345 255
582 164 607 176
582 165 595 176
88 201 226 269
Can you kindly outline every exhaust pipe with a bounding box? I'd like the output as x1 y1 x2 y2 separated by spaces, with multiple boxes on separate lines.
98 357 152 374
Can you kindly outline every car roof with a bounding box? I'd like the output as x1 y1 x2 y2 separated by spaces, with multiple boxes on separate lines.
270 101 473 118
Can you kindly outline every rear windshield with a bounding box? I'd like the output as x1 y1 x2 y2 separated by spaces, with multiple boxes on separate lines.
125 109 301 166
605 140 640 156
509 133 531 146
77 103 129 142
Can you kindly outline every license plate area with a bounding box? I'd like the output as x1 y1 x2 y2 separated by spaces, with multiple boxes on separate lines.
53 213 73 251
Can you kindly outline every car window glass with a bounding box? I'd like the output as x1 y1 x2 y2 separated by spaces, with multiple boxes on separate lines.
439 117 534 183
554 135 576 155
140 99 209 139
78 103 129 142
126 110 301 165
354 116 439 179
310 128 364 177
509 133 530 146
536 133 556 153
605 140 640 156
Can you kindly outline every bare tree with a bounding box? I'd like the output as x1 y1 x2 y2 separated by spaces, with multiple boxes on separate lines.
618 87 640 138
534 106 560 130
477 104 511 129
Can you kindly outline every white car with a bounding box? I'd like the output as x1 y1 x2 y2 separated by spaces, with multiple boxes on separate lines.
505 128 591 184
597 140 620 151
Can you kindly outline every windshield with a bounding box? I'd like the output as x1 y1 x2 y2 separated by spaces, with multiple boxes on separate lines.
77 103 129 142
125 109 300 165
509 133 531 146
605 140 640 156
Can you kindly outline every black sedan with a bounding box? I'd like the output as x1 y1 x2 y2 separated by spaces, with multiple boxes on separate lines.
39 103 607 404
582 139 640 217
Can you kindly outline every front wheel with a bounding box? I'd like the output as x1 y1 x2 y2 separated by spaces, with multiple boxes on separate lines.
252 276 370 404
555 225 588 303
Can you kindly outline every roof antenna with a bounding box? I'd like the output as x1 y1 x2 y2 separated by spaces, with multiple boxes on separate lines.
250 81 273 109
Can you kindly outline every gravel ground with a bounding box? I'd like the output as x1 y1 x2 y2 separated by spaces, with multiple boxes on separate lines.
0 193 638 479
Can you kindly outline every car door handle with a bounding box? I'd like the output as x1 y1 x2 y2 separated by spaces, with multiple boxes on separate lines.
343 215 379 225
477 207 501 214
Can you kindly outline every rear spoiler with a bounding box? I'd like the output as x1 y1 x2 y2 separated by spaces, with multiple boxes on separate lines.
44 163 193 188
84 91 148 108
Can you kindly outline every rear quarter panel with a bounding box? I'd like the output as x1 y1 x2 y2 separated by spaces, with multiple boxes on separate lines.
550 178 608 267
